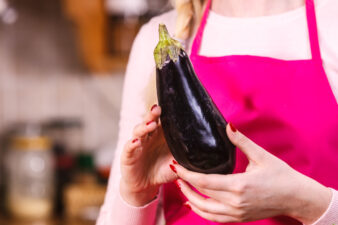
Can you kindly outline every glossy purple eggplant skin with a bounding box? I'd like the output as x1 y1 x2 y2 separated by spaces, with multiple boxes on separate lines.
156 50 236 174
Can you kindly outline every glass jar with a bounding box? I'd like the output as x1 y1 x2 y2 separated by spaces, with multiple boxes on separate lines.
5 135 54 220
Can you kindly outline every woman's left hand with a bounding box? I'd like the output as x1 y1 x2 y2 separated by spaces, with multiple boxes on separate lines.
171 124 332 224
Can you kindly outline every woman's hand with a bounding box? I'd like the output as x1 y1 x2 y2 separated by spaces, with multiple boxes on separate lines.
120 105 177 206
171 124 332 224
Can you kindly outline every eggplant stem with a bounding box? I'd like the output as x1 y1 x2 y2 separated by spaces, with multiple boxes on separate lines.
159 24 171 42
154 24 183 69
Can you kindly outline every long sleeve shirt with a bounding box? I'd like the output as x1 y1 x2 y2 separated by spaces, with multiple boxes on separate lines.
97 0 338 224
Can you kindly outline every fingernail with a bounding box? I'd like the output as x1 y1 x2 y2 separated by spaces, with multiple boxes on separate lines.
183 202 191 210
146 120 154 126
172 160 178 165
229 122 237 132
169 164 177 173
132 138 138 143
174 180 181 189
151 104 157 111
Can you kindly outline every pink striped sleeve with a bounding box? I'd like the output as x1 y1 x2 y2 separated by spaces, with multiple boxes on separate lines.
310 188 338 225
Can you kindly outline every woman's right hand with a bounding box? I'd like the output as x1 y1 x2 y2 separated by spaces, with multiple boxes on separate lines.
120 104 177 206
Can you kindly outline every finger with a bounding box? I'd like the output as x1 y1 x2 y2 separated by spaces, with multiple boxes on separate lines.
133 120 158 138
226 123 271 163
122 138 142 165
177 179 234 215
195 186 234 204
185 202 238 223
145 104 161 124
173 163 240 192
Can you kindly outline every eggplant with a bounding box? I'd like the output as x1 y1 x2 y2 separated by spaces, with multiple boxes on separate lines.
154 24 236 174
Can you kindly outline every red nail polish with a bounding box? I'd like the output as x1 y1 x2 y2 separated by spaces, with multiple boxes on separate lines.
132 138 138 143
183 202 191 210
151 104 157 111
169 164 177 173
173 160 178 165
174 180 181 189
229 123 237 132
146 120 154 126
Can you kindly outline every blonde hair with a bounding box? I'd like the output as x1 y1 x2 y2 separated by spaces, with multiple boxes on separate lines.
144 0 206 110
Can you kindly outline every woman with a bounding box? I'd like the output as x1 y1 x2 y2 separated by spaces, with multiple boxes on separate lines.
97 0 338 224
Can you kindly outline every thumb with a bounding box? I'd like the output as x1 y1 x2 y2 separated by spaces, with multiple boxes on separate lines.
226 123 271 163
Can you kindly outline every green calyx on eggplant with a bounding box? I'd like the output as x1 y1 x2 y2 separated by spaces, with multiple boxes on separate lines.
154 24 183 69
154 24 236 174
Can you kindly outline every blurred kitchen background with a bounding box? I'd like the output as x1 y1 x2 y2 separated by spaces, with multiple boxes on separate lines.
0 0 171 224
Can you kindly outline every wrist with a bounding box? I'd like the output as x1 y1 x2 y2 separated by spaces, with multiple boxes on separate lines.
120 180 159 207
286 173 332 224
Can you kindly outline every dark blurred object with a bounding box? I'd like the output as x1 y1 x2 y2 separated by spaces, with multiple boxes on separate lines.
4 123 54 220
43 118 83 154
64 153 106 222
96 164 110 184
94 146 113 184
43 118 83 216
76 153 95 173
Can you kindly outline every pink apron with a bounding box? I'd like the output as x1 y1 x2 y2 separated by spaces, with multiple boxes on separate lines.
163 0 338 224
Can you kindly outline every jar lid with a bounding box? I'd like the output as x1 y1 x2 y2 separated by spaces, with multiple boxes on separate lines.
11 136 51 151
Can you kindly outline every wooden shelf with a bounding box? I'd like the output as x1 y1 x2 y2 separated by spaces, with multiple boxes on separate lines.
62 0 137 74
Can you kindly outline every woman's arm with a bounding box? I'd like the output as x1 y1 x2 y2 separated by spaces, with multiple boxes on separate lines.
96 10 177 225
171 124 336 224
310 190 338 225
96 24 159 225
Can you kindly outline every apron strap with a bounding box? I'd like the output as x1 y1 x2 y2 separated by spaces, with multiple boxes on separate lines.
190 0 211 57
305 0 322 62
191 0 323 62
